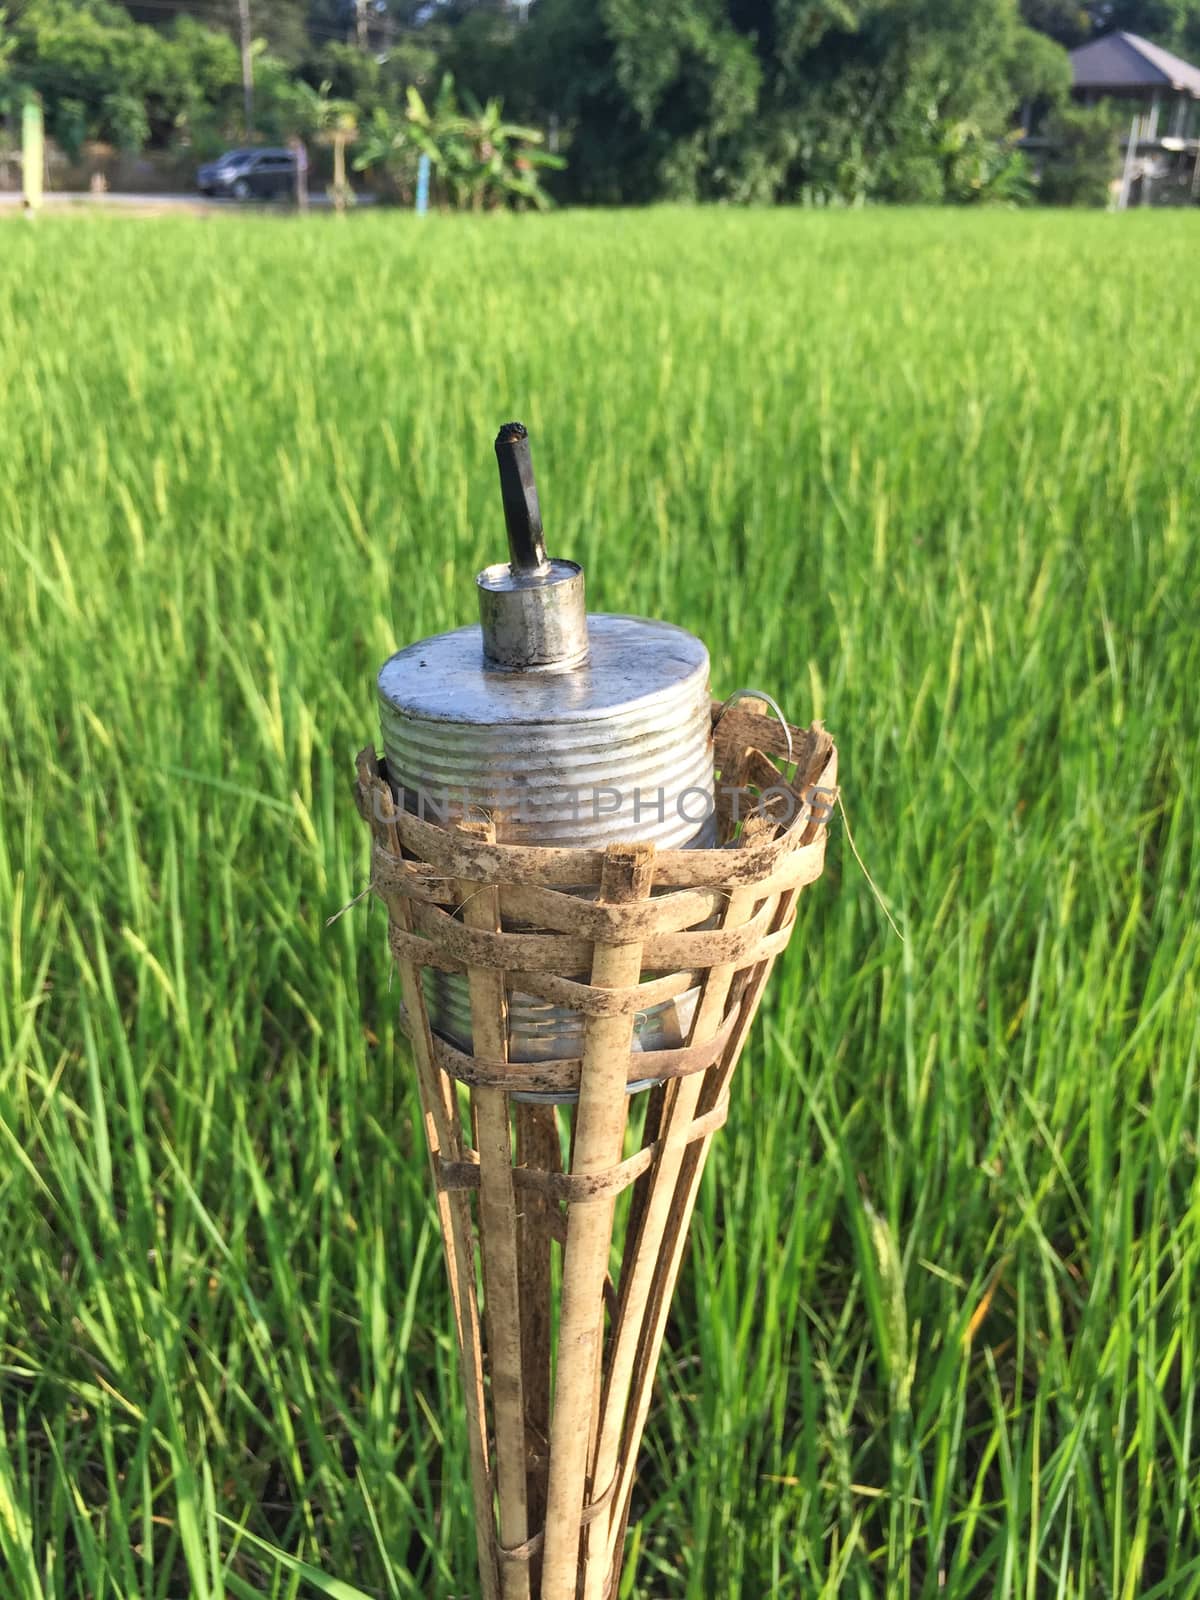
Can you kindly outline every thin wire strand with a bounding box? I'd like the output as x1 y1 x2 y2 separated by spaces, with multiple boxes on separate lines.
712 687 795 765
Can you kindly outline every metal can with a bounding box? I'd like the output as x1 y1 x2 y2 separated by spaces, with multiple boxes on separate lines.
376 424 714 1097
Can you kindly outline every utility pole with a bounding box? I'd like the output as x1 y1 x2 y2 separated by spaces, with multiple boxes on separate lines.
236 0 254 132
356 0 368 50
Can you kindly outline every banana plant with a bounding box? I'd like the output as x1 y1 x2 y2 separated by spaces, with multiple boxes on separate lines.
355 74 564 211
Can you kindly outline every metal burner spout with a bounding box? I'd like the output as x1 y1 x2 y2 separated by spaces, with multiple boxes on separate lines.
477 421 589 671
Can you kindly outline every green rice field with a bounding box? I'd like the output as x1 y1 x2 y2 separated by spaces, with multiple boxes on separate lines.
1 206 1198 1599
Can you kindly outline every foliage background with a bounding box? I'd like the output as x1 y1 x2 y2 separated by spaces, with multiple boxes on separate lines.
2 0 1199 202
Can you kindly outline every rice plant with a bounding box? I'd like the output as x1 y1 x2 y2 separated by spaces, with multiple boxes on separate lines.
0 206 1197 1599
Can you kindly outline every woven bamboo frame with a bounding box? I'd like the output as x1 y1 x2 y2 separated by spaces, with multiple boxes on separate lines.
355 700 838 1600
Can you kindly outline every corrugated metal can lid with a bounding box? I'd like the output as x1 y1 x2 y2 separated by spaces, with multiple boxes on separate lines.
378 613 709 727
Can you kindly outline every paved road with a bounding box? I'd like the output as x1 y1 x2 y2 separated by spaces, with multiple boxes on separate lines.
0 190 375 212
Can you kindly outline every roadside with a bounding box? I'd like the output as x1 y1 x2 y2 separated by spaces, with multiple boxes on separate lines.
0 191 377 216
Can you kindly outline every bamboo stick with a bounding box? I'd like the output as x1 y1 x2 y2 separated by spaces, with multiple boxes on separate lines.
458 825 531 1600
603 882 800 1575
400 962 494 1544
540 842 656 1600
515 1099 558 1591
582 882 765 1595
364 773 501 1600
355 728 837 1600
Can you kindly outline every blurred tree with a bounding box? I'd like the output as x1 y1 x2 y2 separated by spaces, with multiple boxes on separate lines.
517 0 651 202
11 0 176 147
168 15 241 104
302 35 441 119
603 0 762 198
1038 101 1116 201
437 2 530 113
1084 0 1186 37
521 0 1071 204
119 1 312 65
0 18 19 108
1061 0 1200 47
52 93 88 157
9 0 348 151
3 0 1130 204
1020 0 1091 45
525 0 762 201
1008 17 1074 126
0 19 27 181
102 86 151 151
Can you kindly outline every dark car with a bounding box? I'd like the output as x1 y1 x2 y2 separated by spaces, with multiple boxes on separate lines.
197 148 297 201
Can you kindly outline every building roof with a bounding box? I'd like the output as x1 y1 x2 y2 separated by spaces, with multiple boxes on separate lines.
1071 31 1200 97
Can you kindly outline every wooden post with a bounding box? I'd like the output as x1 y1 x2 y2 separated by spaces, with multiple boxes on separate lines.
1146 89 1161 143
21 97 43 215
333 130 347 214
291 137 309 212
1118 116 1138 212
